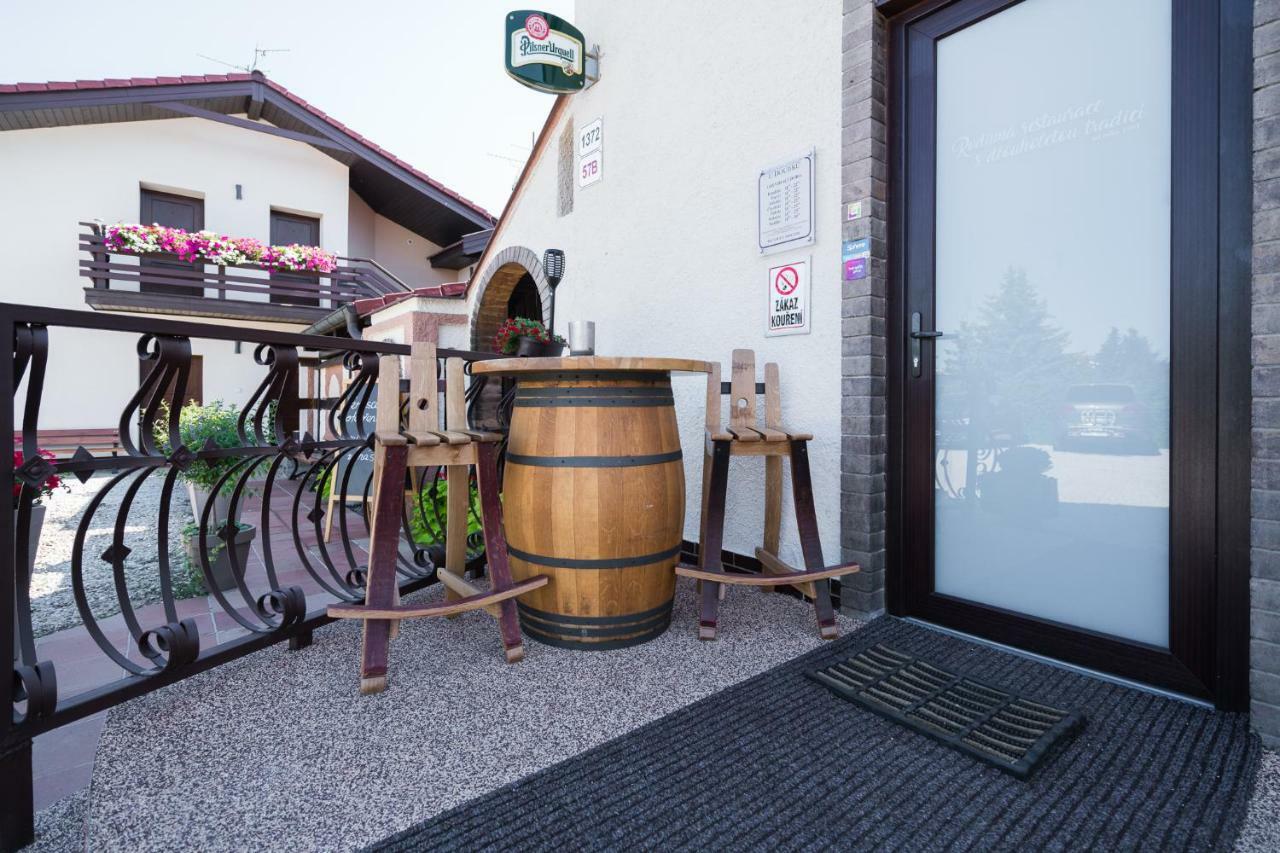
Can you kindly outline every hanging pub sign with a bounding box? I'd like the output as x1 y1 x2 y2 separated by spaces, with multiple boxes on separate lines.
505 10 586 94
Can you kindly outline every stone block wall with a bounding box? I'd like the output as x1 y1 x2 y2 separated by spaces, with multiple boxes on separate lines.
839 0 890 616
1253 0 1280 747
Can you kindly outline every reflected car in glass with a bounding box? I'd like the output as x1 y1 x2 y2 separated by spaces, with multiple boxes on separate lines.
1054 383 1156 454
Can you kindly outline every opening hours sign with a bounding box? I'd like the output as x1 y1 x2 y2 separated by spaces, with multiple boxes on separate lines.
766 258 810 337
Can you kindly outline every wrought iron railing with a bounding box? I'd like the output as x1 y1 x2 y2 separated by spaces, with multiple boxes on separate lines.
0 303 503 850
78 222 412 323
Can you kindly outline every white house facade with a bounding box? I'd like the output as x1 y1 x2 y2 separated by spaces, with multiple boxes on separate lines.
442 0 1276 744
0 72 494 430
466 0 845 593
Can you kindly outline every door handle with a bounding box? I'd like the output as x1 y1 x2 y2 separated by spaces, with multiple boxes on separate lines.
910 312 944 378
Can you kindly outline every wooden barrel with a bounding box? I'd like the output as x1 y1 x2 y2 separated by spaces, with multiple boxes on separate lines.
502 370 684 649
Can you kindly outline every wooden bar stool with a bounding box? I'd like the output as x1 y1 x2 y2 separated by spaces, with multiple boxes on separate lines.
675 349 859 640
328 343 547 693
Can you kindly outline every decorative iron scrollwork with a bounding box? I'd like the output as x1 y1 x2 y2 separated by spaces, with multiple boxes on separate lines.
121 334 192 457
7 308 501 736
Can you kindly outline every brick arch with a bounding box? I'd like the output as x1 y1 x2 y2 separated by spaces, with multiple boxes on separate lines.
470 245 553 352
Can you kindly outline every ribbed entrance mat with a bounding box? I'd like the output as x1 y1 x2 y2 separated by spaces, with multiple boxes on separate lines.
368 617 1259 852
807 644 1082 778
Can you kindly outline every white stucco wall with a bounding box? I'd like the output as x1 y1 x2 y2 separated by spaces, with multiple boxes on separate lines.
0 116 350 428
472 0 844 567
348 188 377 258
348 188 455 288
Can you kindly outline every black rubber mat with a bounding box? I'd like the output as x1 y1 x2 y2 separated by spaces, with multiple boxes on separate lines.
369 618 1257 851
808 643 1083 778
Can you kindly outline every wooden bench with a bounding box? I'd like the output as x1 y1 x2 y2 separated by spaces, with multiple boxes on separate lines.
14 428 121 458
674 349 860 640
327 343 546 694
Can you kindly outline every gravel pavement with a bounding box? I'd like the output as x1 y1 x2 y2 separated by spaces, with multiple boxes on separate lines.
28 471 190 638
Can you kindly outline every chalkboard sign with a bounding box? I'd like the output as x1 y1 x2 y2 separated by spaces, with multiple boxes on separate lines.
331 383 377 501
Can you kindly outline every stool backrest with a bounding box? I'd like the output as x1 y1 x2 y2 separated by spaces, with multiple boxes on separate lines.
705 348 781 435
404 342 468 433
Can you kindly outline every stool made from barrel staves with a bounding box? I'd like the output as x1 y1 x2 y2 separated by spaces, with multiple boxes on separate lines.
328 343 548 693
675 349 861 640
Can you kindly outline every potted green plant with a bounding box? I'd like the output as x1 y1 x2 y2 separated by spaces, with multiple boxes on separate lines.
154 400 258 591
13 447 67 569
178 519 255 594
494 316 566 357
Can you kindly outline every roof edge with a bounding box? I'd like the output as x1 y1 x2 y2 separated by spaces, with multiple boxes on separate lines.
0 71 496 227
464 94 570 294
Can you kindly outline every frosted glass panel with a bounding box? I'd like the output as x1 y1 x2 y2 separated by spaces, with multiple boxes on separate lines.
932 0 1171 646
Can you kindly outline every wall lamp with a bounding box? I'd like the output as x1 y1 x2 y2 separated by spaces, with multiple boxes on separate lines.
543 248 566 336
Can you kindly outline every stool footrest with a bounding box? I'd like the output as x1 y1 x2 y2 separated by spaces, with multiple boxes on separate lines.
675 562 858 587
329 576 547 621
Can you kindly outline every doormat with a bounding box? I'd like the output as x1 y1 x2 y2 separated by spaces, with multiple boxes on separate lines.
367 617 1259 852
807 643 1082 778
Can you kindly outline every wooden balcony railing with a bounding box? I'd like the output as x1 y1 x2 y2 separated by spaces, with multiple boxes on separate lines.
78 222 412 324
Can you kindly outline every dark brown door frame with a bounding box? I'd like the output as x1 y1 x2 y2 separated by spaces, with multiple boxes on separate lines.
884 0 1252 708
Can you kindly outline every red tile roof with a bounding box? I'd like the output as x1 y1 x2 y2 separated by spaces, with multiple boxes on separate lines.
352 282 469 316
0 73 254 93
0 72 494 223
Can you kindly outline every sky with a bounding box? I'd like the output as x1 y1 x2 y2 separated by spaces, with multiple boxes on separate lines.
0 0 575 216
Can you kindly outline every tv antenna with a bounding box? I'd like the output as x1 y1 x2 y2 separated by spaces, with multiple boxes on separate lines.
198 44 290 74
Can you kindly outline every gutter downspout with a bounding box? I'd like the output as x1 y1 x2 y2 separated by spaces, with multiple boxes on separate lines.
302 302 363 339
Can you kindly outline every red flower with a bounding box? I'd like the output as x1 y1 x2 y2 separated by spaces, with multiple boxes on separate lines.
13 448 65 502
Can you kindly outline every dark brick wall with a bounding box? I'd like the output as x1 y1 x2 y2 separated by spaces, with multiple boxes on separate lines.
1254 0 1280 748
839 0 890 617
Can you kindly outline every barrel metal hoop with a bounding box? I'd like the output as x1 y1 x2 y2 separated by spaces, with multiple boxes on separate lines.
517 600 674 627
520 612 674 649
505 450 683 468
507 542 683 569
513 394 674 408
517 603 672 639
511 371 670 383
514 386 671 398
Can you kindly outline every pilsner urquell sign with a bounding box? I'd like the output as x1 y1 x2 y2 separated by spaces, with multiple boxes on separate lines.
505 10 585 94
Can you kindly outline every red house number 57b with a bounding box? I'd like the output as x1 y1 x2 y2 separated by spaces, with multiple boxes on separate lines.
582 160 598 178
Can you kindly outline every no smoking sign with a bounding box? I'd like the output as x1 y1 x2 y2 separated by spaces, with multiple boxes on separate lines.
774 266 800 295
766 258 810 337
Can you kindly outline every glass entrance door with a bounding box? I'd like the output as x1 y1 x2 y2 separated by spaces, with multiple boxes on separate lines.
932 0 1171 646
891 0 1243 703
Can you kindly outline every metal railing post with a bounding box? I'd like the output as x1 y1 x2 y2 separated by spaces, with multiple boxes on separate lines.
89 222 109 290
0 307 35 850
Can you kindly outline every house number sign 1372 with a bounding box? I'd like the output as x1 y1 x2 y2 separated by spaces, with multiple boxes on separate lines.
578 117 603 188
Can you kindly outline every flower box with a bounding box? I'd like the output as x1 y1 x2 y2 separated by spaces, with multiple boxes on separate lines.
103 223 337 274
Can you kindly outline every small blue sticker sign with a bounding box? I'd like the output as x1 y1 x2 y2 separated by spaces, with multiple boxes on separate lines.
842 238 870 281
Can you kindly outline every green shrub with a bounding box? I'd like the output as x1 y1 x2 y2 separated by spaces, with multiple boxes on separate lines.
153 399 247 496
406 478 481 547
